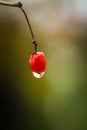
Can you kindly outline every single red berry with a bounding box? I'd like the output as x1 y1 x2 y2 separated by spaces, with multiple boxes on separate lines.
29 52 46 74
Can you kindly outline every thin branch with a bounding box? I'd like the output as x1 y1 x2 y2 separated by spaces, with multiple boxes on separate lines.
20 7 37 52
0 0 37 52
0 0 22 7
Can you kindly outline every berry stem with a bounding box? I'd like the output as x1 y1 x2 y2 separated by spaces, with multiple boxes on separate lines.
20 7 37 52
0 0 37 52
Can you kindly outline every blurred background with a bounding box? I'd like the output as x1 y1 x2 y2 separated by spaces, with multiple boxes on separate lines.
0 0 87 130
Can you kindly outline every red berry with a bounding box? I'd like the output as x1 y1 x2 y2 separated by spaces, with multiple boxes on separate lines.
29 52 46 73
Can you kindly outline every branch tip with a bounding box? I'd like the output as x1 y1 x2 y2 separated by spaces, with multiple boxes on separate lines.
18 2 22 7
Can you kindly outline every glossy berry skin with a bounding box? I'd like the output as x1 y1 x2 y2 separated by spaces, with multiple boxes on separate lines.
29 52 46 73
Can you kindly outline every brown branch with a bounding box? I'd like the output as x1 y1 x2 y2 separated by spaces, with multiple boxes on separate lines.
0 0 37 52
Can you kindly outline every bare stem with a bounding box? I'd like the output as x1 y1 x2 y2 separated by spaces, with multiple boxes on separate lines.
0 0 37 52
20 7 37 52
0 1 22 8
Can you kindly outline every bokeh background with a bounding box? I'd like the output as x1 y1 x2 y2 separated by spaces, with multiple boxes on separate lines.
0 0 87 130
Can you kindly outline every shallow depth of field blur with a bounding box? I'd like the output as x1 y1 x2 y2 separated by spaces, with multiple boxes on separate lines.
0 0 87 130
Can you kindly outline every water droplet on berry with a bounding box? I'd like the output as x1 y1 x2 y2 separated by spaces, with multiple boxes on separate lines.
32 71 45 78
